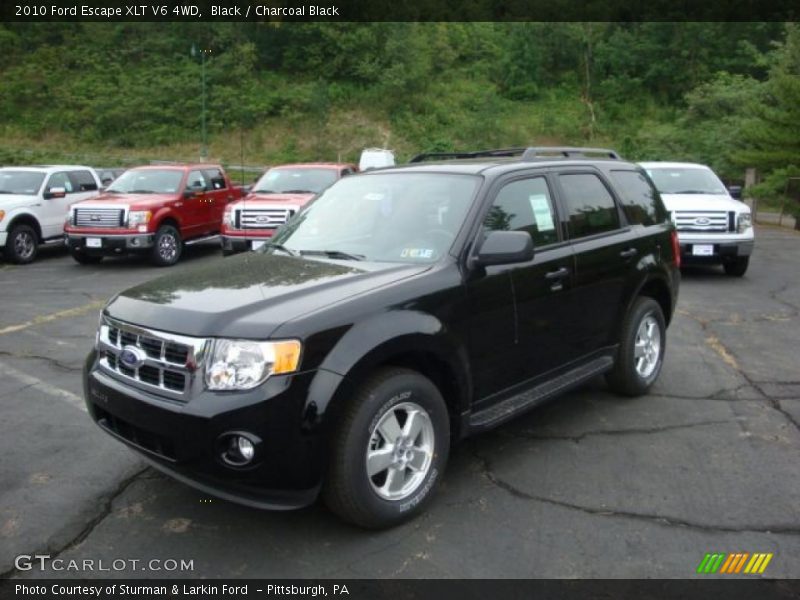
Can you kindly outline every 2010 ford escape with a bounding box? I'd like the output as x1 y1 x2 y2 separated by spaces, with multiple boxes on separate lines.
84 147 680 528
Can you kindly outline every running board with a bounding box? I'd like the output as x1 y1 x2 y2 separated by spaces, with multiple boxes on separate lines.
184 235 221 245
468 356 614 432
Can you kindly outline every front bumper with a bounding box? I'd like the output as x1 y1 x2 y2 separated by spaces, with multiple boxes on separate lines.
0 231 6 247
677 232 754 263
67 233 154 255
221 232 274 253
84 350 341 509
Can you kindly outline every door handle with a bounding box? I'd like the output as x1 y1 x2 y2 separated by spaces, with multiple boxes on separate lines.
619 248 638 259
545 267 569 280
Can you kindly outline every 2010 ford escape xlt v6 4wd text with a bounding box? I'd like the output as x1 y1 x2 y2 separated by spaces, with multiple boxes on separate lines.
84 147 680 528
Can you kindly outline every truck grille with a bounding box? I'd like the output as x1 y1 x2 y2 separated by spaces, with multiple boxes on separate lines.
97 317 207 402
75 207 125 228
673 210 734 233
236 207 297 229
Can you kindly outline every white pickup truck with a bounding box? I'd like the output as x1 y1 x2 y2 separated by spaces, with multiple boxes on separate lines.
0 165 102 264
639 162 754 277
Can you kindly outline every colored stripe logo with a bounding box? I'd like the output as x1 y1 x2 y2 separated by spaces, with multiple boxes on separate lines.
697 553 773 574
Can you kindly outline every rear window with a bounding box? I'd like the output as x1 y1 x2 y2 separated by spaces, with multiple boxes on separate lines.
610 170 667 227
70 170 98 192
559 173 620 239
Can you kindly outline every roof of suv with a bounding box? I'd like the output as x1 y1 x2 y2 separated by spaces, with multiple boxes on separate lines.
639 161 711 170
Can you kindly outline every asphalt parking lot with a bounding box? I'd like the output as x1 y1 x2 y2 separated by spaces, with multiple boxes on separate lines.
1 227 799 580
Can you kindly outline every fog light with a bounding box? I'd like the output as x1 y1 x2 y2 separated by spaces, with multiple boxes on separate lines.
218 432 260 467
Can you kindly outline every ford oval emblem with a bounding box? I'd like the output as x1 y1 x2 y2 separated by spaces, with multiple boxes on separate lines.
695 217 711 226
119 345 146 369
255 215 271 224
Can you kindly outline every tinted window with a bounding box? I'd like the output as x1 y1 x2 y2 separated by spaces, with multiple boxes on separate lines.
70 170 98 192
610 170 667 226
485 177 558 246
560 173 619 239
47 172 74 193
203 168 227 190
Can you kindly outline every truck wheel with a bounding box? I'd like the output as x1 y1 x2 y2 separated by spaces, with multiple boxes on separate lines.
723 256 749 277
324 367 450 529
606 297 666 397
4 224 38 264
151 225 182 267
69 248 103 265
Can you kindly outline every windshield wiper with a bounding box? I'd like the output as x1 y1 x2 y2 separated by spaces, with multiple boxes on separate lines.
0 191 14 194
253 189 275 194
671 190 708 194
299 249 365 261
282 189 315 194
259 243 299 257
128 189 155 194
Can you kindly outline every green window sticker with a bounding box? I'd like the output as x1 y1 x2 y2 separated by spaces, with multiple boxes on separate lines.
529 194 555 231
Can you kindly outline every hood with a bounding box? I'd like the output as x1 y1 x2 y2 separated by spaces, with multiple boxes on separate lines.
74 192 179 209
234 192 314 206
0 194 38 211
660 193 748 213
105 252 429 338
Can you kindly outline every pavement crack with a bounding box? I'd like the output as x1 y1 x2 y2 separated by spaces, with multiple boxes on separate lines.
0 350 81 372
0 467 149 580
470 450 800 536
497 419 730 443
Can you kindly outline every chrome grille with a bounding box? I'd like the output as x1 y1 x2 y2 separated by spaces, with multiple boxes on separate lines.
236 206 298 229
75 207 124 228
673 210 731 233
98 317 207 401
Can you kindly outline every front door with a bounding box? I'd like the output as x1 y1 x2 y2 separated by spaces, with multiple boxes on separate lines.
466 174 575 405
40 172 77 239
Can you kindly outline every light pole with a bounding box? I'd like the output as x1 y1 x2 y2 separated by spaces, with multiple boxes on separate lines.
191 44 209 160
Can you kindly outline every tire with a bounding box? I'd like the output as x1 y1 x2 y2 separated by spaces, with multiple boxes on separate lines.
70 248 103 265
323 367 450 529
150 224 182 267
606 297 666 397
3 224 38 264
723 256 749 277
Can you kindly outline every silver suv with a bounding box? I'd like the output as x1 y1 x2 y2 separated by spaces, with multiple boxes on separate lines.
639 162 754 277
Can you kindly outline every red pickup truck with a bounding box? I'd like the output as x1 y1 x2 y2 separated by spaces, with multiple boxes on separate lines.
65 164 244 266
221 162 357 254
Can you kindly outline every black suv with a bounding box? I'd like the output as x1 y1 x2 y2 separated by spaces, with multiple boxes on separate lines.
84 147 680 528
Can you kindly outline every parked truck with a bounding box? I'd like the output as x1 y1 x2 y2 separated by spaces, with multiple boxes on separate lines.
65 164 244 266
221 163 356 255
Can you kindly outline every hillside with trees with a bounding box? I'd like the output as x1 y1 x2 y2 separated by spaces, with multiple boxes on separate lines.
0 21 797 214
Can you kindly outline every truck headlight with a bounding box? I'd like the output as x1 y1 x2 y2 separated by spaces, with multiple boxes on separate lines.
224 208 236 228
205 339 302 391
127 210 151 229
737 213 752 233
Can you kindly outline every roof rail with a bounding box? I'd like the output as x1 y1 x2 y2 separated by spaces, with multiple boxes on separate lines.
408 147 527 163
521 147 620 160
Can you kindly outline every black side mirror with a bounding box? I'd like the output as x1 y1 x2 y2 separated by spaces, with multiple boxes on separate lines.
43 187 66 199
471 230 534 268
728 185 743 200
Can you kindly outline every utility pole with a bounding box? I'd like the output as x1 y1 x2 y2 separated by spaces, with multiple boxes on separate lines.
191 44 209 160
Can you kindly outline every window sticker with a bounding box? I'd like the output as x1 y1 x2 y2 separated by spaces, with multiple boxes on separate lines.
529 194 555 231
400 248 434 259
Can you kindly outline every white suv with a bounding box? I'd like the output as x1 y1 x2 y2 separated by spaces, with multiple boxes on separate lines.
639 162 754 277
0 165 102 264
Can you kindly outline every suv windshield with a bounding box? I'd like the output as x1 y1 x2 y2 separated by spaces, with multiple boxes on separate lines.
0 171 46 195
269 172 480 263
253 167 339 195
106 169 184 194
646 167 727 195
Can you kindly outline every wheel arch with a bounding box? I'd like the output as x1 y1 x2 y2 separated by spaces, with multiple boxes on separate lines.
5 212 43 243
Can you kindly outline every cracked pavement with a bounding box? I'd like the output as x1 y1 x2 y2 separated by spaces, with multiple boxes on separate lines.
0 228 799 579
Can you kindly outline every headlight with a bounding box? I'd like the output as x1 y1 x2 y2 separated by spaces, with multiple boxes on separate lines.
224 208 235 228
205 339 302 391
737 212 752 233
65 210 74 226
127 210 151 229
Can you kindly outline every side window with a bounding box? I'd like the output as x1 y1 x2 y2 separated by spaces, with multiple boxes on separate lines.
609 170 668 226
46 172 74 193
69 170 98 192
186 170 207 191
203 168 227 190
559 173 620 239
484 177 558 247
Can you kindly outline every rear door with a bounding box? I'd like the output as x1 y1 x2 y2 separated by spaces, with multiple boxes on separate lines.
554 169 641 356
182 169 210 236
202 167 235 230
